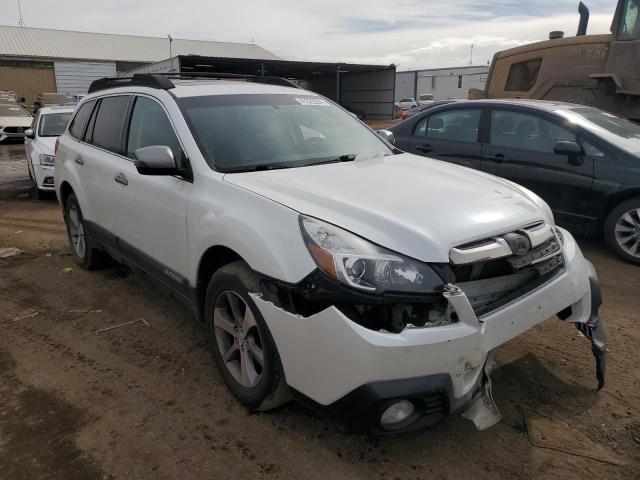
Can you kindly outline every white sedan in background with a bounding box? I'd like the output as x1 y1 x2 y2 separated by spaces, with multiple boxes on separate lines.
24 106 74 197
395 98 418 110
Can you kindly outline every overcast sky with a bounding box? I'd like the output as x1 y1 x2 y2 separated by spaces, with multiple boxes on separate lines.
12 0 619 69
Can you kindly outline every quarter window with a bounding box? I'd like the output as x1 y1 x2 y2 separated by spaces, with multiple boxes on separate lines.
90 96 130 153
414 110 481 143
582 141 606 157
505 59 542 92
490 110 575 153
68 100 96 140
126 96 185 168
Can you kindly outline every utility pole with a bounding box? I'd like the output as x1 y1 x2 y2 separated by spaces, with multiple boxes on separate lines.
470 44 474 66
17 0 25 27
168 35 173 71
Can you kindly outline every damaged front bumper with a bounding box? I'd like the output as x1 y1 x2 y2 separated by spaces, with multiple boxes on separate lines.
251 228 605 434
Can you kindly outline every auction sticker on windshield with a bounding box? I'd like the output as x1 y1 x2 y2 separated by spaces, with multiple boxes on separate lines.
295 97 329 106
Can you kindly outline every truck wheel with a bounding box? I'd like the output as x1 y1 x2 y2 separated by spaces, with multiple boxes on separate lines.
63 193 109 270
604 198 640 265
205 261 289 411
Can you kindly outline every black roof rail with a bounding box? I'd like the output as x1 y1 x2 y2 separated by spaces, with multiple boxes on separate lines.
87 72 300 94
87 74 174 94
154 72 301 89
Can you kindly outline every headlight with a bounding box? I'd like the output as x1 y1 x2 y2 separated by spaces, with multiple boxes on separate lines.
39 154 55 166
300 216 440 293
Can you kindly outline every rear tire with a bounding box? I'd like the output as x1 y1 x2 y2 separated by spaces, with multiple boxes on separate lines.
205 261 289 411
604 198 640 265
63 193 109 270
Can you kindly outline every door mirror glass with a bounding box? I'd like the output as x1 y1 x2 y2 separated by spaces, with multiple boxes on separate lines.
553 140 583 156
134 145 177 175
377 129 396 145
24 128 35 139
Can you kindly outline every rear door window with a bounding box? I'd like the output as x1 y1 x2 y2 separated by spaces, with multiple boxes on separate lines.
89 96 130 153
68 100 96 140
414 109 481 143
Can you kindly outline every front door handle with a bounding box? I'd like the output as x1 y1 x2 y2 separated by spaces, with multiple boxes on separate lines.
416 144 434 153
74 155 84 165
114 172 128 186
489 153 506 163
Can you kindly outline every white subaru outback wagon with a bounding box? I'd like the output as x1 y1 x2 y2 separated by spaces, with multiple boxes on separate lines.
55 73 605 434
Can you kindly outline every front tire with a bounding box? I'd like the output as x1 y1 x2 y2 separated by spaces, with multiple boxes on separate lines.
63 193 109 270
604 198 640 265
205 261 289 411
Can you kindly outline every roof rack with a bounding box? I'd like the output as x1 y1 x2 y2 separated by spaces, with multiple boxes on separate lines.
87 72 300 94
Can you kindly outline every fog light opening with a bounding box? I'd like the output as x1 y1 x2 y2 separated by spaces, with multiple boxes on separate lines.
380 400 416 429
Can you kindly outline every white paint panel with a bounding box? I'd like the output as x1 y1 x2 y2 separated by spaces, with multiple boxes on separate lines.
54 61 117 94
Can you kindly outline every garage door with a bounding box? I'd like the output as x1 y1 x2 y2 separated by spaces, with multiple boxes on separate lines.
54 62 116 94
0 66 56 104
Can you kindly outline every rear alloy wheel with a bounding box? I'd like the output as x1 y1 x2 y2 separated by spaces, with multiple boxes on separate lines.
63 193 109 270
604 198 640 265
205 261 289 411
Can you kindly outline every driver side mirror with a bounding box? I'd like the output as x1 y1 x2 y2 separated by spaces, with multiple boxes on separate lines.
134 145 178 175
24 128 35 139
377 129 396 145
553 140 583 156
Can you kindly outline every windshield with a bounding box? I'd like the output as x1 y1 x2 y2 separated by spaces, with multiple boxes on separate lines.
556 107 640 154
0 104 30 117
40 93 76 105
39 112 73 137
178 94 392 172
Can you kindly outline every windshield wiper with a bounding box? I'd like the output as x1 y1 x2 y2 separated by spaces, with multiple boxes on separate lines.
306 154 357 166
222 163 292 173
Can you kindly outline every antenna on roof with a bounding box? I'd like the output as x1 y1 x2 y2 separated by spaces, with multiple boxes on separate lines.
168 34 174 72
17 0 25 27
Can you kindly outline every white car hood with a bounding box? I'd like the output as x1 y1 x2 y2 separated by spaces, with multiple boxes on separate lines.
224 153 548 263
0 116 32 127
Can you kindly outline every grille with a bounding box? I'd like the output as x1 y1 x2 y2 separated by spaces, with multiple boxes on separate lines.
451 228 565 317
3 126 27 134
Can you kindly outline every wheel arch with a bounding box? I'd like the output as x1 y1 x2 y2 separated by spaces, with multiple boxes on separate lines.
600 189 640 230
59 181 75 209
195 245 244 321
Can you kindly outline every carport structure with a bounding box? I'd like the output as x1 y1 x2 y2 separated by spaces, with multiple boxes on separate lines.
125 55 397 120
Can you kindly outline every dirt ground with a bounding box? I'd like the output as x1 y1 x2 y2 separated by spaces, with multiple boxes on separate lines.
0 143 638 480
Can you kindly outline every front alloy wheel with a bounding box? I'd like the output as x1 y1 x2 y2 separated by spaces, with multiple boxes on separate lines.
605 198 640 265
614 208 640 259
213 291 264 388
205 261 289 411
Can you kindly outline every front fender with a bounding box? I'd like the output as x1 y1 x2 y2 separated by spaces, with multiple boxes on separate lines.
187 179 316 286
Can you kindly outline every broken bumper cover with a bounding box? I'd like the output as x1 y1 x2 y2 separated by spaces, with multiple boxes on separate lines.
251 228 605 433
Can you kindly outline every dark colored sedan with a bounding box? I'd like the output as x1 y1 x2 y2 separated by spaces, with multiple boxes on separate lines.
389 99 640 264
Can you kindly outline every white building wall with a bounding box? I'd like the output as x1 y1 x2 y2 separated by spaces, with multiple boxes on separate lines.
394 71 416 101
416 66 488 100
54 61 117 93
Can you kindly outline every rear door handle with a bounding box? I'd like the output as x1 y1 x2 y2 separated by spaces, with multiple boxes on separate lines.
489 153 506 163
416 144 434 153
74 155 84 165
114 172 128 186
